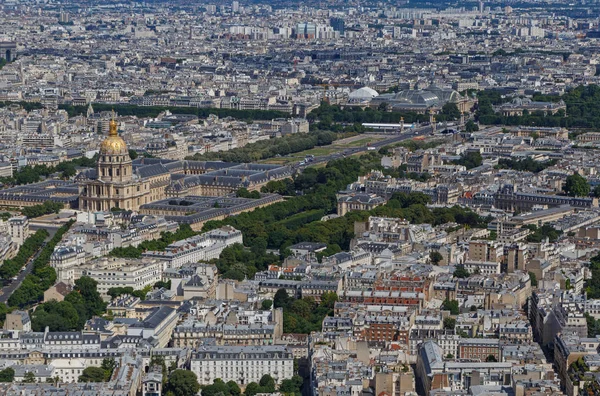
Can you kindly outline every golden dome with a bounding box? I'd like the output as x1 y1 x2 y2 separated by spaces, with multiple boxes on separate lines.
100 118 129 155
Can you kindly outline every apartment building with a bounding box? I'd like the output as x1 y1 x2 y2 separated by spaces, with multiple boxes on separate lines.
191 345 294 385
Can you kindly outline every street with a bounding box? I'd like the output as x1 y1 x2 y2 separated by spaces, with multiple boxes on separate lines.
292 125 435 170
0 224 60 305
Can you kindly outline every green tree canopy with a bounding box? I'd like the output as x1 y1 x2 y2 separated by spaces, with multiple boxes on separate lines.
564 173 590 197
166 370 200 396
261 299 273 310
274 289 291 308
453 266 470 279
443 317 456 330
244 382 261 396
0 367 14 382
79 366 106 382
429 251 443 265
453 151 482 169
23 371 36 383
528 271 538 287
442 299 460 315
259 374 276 393
74 276 106 318
31 300 81 332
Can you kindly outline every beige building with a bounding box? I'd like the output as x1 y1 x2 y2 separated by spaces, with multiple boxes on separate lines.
337 193 385 216
8 216 29 247
77 118 293 212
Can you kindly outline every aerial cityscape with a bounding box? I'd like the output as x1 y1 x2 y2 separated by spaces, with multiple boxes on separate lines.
2 0 600 395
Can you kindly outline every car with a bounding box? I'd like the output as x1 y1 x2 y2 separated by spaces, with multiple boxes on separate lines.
12 276 17 281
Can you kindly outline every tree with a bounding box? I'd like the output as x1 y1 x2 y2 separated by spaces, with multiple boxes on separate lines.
429 251 443 265
227 380 242 396
31 300 81 331
0 367 14 382
486 355 498 362
74 276 106 318
453 266 470 279
443 317 456 330
274 289 290 309
202 379 229 396
563 173 590 197
453 151 482 169
154 280 171 289
441 102 461 120
259 374 276 393
446 353 454 359
23 371 36 383
465 120 479 132
280 375 303 394
529 271 538 287
128 149 138 160
441 299 460 315
320 292 338 309
79 366 107 382
244 382 261 396
166 370 200 396
593 185 600 198
101 358 116 381
261 299 273 310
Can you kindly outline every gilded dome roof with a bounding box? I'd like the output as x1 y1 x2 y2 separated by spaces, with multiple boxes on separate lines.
100 119 128 155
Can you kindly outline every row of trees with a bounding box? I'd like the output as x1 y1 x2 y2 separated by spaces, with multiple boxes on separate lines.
476 85 600 128
21 201 65 219
201 374 301 396
7 220 75 308
0 229 48 280
236 188 261 199
306 101 462 130
188 131 337 163
586 252 600 300
0 101 42 112
59 103 289 122
0 156 97 186
495 158 558 173
107 285 152 300
204 158 489 276
110 224 197 259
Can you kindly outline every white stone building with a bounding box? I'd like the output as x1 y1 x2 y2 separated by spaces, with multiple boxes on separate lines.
191 345 294 386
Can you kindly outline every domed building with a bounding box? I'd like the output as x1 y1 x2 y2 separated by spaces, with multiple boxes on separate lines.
76 116 294 214
79 118 146 212
370 85 474 114
347 87 379 104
